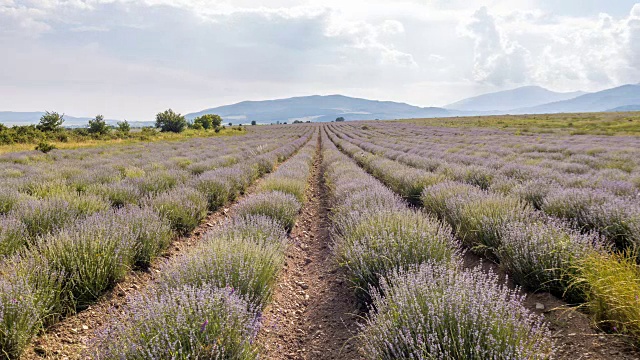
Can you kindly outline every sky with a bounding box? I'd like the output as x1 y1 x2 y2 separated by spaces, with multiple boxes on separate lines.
1 0 639 120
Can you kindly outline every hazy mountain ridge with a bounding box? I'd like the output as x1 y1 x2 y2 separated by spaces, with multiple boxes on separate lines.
185 95 451 124
2 84 639 127
446 86 587 112
514 85 640 114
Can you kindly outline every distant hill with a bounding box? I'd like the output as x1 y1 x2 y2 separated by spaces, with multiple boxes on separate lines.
606 104 640 112
446 86 586 112
517 85 640 114
0 112 151 128
185 95 451 124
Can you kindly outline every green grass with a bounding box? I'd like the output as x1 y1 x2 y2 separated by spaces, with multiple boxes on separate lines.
0 127 245 155
578 251 640 344
402 112 640 136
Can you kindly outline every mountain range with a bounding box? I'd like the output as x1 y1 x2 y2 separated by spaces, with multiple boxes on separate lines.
445 86 587 112
1 84 639 126
185 95 450 124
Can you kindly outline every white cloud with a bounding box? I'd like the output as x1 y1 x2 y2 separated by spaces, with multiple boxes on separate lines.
462 6 531 85
0 0 639 118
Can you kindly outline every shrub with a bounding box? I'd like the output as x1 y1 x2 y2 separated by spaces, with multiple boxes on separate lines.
578 251 640 343
19 177 69 198
514 179 554 210
133 169 186 196
0 278 40 359
336 209 460 302
88 114 110 135
194 171 237 211
0 217 28 257
258 178 306 203
36 111 64 132
160 231 285 308
35 141 56 153
155 109 187 133
361 264 553 359
213 215 287 248
448 193 534 254
112 206 173 268
116 120 130 134
542 188 640 251
92 285 259 359
193 114 222 130
235 191 301 231
150 186 208 235
497 219 603 301
10 197 80 239
0 188 21 215
420 181 482 222
9 253 67 326
36 213 136 310
330 188 405 235
86 181 143 208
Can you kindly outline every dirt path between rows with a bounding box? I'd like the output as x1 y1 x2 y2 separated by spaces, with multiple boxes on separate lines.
257 137 362 360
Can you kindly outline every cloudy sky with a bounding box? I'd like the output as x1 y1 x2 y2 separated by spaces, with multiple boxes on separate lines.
1 0 639 120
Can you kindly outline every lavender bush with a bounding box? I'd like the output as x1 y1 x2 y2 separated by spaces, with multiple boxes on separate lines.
258 178 307 203
150 186 208 235
336 209 461 302
111 205 174 268
0 216 28 257
235 191 301 231
498 219 604 301
92 284 259 359
10 197 81 239
361 264 553 359
449 193 534 253
0 278 40 360
36 213 136 310
0 188 21 215
160 231 285 309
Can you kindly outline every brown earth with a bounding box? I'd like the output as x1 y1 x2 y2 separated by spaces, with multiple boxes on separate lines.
257 137 363 360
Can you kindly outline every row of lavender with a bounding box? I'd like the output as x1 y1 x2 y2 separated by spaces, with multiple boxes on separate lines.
340 122 640 193
326 125 640 345
0 128 314 358
321 129 553 359
330 123 640 254
91 130 318 358
0 129 307 257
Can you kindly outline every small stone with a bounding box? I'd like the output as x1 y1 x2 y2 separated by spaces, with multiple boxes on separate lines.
82 325 89 330
535 303 545 310
206 223 214 227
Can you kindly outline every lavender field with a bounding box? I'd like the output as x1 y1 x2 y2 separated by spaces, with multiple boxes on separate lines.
1 121 639 359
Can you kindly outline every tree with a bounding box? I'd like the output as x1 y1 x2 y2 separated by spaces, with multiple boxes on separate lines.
193 114 222 130
155 109 187 133
117 120 131 134
335 117 345 122
228 122 233 126
251 120 257 126
37 111 65 132
88 114 110 135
